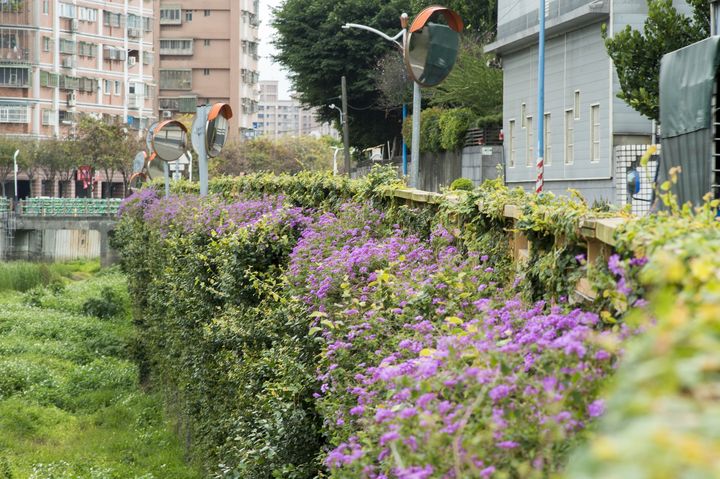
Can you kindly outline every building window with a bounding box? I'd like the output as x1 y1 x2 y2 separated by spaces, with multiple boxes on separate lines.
521 103 526 128
114 80 120 95
58 2 76 18
185 10 193 21
713 1 720 35
543 113 551 166
160 7 181 24
508 120 516 168
0 67 30 87
159 69 192 90
203 68 210 75
526 116 533 166
590 104 600 163
1 33 18 49
159 39 193 55
43 36 51 52
574 90 580 120
565 109 574 165
42 109 57 125
0 104 29 124
43 0 49 14
204 9 210 16
204 39 210 46
103 11 122 28
59 38 76 54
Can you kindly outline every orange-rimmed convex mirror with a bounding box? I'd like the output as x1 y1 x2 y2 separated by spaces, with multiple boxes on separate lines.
146 152 164 180
151 120 189 163
129 172 147 191
405 6 463 87
206 103 232 158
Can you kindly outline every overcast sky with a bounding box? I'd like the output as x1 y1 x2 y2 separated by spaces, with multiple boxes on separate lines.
258 0 293 99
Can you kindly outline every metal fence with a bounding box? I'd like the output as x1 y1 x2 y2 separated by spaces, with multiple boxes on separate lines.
17 198 122 216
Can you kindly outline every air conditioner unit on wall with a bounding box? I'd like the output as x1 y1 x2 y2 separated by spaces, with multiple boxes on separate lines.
70 18 79 32
128 28 140 38
162 110 172 119
128 56 136 66
67 91 77 107
62 56 74 68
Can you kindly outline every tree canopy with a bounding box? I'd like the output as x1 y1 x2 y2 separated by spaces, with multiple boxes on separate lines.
212 136 337 176
272 0 412 149
604 0 709 122
427 36 502 120
411 0 497 38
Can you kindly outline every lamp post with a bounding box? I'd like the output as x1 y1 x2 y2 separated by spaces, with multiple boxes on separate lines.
343 16 415 183
329 103 344 127
343 8 462 189
13 149 19 202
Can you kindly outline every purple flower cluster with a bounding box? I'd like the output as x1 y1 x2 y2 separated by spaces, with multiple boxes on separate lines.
287 203 624 478
120 190 311 237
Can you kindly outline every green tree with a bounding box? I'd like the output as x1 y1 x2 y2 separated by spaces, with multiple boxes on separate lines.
77 116 134 197
273 0 411 149
35 139 77 197
428 36 502 118
411 0 497 38
604 0 709 121
212 136 336 176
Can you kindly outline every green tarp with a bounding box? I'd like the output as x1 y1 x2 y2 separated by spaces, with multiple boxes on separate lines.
658 36 720 206
660 36 720 138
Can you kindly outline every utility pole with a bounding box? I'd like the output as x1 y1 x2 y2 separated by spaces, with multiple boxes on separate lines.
536 0 546 193
341 76 351 175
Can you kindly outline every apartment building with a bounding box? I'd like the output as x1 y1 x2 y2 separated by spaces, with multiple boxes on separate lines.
255 80 337 139
0 0 156 138
485 0 692 203
157 0 259 136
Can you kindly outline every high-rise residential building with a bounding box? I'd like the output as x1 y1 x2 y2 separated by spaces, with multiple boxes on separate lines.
156 0 259 136
256 80 337 139
0 0 156 138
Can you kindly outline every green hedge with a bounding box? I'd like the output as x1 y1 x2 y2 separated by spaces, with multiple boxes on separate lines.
116 168 720 477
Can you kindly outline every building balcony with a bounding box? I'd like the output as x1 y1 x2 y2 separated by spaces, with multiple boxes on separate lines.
0 64 31 87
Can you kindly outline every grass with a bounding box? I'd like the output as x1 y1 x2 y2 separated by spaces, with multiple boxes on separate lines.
0 260 101 293
0 264 202 479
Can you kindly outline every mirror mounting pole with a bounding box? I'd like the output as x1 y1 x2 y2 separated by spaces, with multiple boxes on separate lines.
192 105 210 196
164 162 170 198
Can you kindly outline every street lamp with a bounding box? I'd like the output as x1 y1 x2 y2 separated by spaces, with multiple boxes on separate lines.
13 149 19 202
329 103 344 126
343 7 462 189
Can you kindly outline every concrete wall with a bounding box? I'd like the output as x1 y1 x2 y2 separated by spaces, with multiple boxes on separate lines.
1 216 116 265
351 145 503 192
8 229 101 261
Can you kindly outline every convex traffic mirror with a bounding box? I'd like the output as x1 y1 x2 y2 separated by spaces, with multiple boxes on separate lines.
405 6 463 87
151 120 189 162
206 103 233 157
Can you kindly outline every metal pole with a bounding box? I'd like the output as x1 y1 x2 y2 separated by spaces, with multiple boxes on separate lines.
536 0 546 194
341 76 351 174
402 104 408 176
164 162 170 198
401 14 409 178
13 149 19 201
410 81 421 189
